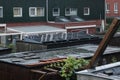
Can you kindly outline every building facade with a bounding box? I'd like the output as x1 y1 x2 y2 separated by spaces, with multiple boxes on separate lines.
0 0 105 46
0 0 105 23
105 0 120 17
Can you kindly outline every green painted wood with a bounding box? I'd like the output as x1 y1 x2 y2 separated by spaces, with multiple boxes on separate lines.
0 0 105 23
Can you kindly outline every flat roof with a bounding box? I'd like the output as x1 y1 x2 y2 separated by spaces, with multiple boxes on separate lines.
7 25 66 34
0 44 120 66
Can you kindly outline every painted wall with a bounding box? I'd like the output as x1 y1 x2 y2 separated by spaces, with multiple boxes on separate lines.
0 0 46 23
48 0 105 21
0 0 105 23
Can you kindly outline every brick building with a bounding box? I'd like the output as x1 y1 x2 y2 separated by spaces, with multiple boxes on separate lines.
105 0 120 17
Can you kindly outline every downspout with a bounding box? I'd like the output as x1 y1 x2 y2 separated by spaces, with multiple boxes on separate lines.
100 0 106 32
46 0 49 22
104 0 107 31
100 13 105 32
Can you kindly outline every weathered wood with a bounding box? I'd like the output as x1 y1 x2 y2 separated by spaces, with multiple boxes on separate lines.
87 18 120 69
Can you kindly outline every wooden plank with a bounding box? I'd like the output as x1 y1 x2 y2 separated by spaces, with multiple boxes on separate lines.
87 18 120 69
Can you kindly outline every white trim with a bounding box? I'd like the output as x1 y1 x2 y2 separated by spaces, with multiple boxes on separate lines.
0 33 21 36
0 7 3 18
65 8 77 16
84 7 90 15
53 8 60 16
23 29 66 34
105 3 110 13
0 24 6 27
29 7 44 17
13 7 22 17
114 2 118 12
65 25 96 29
29 7 36 17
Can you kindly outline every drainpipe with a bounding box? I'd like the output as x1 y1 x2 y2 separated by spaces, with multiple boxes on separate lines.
104 0 107 31
100 13 105 32
101 20 105 31
102 0 106 32
46 0 49 22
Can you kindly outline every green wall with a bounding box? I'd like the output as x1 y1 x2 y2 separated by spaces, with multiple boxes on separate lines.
0 0 46 23
0 0 105 23
48 0 105 21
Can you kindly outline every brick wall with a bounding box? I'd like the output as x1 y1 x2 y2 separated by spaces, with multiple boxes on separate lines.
106 0 120 17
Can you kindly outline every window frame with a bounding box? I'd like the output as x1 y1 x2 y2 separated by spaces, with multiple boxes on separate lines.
52 8 60 16
105 3 110 13
29 7 44 17
83 7 90 15
114 2 118 13
65 8 77 16
13 7 22 17
0 7 3 18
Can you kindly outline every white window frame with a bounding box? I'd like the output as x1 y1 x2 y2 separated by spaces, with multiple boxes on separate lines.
29 7 36 17
0 7 3 18
65 8 77 16
52 8 60 16
114 2 118 13
105 3 110 13
84 7 90 15
29 7 44 17
13 7 22 17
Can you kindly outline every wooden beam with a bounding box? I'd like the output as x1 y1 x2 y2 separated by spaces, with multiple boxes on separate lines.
87 18 120 69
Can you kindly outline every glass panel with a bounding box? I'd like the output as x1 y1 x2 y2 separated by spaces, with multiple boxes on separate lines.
106 3 110 13
0 7 3 17
70 8 77 15
13 8 21 17
37 7 44 16
53 8 60 16
14 9 18 15
114 2 118 13
37 7 41 16
84 7 90 15
29 7 44 17
65 8 70 15
31 8 35 15
54 8 58 12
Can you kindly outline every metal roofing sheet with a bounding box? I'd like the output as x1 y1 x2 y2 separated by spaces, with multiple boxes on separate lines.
8 25 66 34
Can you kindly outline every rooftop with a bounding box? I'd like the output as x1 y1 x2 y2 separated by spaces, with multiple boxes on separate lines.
7 25 66 34
0 44 120 67
76 61 120 80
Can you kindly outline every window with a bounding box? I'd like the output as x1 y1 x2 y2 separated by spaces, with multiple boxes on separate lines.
114 2 118 13
53 8 60 16
29 7 44 17
84 7 90 15
65 8 77 16
105 3 110 13
0 7 3 18
13 7 22 17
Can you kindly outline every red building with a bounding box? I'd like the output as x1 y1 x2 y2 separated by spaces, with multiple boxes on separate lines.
106 0 120 17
